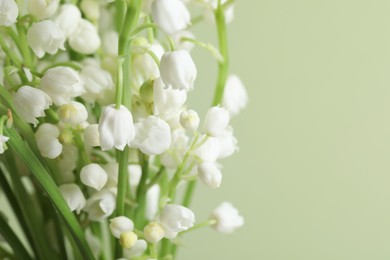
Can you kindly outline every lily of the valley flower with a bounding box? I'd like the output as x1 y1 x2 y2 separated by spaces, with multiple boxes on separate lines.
83 124 100 147
143 221 165 243
13 85 52 126
157 204 195 239
210 202 244 233
80 65 114 102
80 163 108 191
29 0 59 20
0 135 9 154
204 106 230 137
27 20 66 58
0 0 18 27
69 19 101 54
222 75 248 116
153 77 187 117
180 109 200 131
84 188 116 221
58 101 88 126
109 216 134 239
54 4 82 38
151 0 191 35
159 50 197 91
59 184 86 214
98 104 136 151
198 161 222 189
35 123 63 159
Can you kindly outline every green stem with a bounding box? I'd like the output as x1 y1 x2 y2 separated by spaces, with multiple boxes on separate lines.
134 154 149 229
182 180 197 207
0 244 14 260
16 24 33 68
0 34 22 67
115 147 129 217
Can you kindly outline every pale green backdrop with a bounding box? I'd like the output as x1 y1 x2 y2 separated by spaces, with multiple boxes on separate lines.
180 0 390 259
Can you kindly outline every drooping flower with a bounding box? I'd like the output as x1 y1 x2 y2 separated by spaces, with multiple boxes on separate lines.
58 101 88 126
198 161 222 189
80 65 114 102
80 0 100 21
180 109 200 131
69 19 101 54
83 124 100 147
157 204 195 239
109 216 134 238
159 50 197 91
98 104 136 151
13 85 52 126
0 0 18 27
151 0 191 35
143 221 165 243
54 4 82 38
222 75 248 116
80 163 108 191
153 77 187 118
216 126 238 159
35 123 63 159
59 184 86 214
84 188 116 221
210 202 244 233
27 20 66 58
29 0 59 20
203 106 230 137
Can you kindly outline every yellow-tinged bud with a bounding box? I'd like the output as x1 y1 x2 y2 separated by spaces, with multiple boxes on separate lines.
119 231 137 249
144 221 165 243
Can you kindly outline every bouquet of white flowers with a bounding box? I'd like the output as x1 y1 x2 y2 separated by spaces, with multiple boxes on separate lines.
0 0 247 259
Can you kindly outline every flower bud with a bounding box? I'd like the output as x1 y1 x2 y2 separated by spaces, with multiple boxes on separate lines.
80 163 108 191
119 231 137 249
160 129 189 168
180 109 199 131
29 0 59 20
40 66 84 106
80 0 100 21
0 135 9 154
124 239 147 258
160 50 197 91
131 116 171 155
204 106 230 137
59 184 86 214
0 0 18 27
157 204 195 239
153 77 187 117
109 216 134 239
152 0 191 35
198 162 222 189
58 101 88 126
54 4 82 38
35 123 63 159
27 20 66 58
133 43 165 83
69 19 101 54
210 202 244 233
98 104 136 151
222 75 248 116
143 222 165 243
83 124 100 147
84 188 116 221
13 86 52 126
217 126 238 159
145 184 160 221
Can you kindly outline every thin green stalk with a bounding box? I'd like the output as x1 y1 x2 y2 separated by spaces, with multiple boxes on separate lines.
16 24 33 68
182 180 197 207
115 147 129 217
134 154 149 229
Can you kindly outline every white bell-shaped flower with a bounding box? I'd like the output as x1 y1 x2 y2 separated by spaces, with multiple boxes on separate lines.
109 216 134 238
161 129 189 168
0 135 9 154
98 104 135 151
27 20 66 58
69 19 101 54
204 106 230 137
83 124 100 147
145 184 160 221
58 101 88 126
80 65 114 102
143 222 165 243
153 77 187 117
157 204 195 239
160 50 197 91
80 163 108 191
194 136 220 163
210 202 244 233
222 75 248 116
124 239 147 258
40 66 84 106
59 184 86 214
120 231 138 249
217 126 238 159
131 116 171 155
29 0 59 20
84 188 116 221
152 0 190 35
54 4 82 38
180 109 199 131
80 0 100 21
204 0 235 24
133 43 164 83
0 0 18 27
198 162 222 189
35 123 63 159
13 86 52 126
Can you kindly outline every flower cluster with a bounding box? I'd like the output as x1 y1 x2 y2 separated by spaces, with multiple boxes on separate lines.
0 0 247 259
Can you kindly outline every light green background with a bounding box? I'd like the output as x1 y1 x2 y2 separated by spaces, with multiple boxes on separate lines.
181 0 390 259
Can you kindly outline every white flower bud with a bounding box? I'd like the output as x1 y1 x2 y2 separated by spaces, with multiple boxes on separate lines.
198 162 222 189
217 126 238 159
204 0 235 24
152 0 191 35
133 43 165 82
161 129 189 168
194 136 220 163
58 101 88 126
83 124 100 147
204 106 230 137
84 188 116 221
210 202 244 233
59 184 86 214
98 104 136 151
157 204 195 239
69 19 101 54
35 123 63 159
143 222 165 243
80 65 114 102
13 86 52 126
131 116 171 155
180 109 199 131
222 75 248 116
80 0 100 21
80 163 108 191
145 184 160 221
153 77 187 117
109 216 134 239
160 50 197 91
0 0 18 27
40 66 84 106
29 0 59 20
0 135 9 154
54 4 82 38
120 231 137 249
27 20 66 58
124 239 147 258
